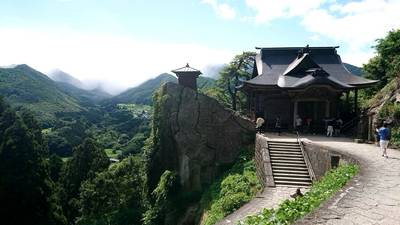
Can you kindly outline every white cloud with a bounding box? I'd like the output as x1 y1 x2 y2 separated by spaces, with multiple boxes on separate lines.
0 28 234 94
244 0 400 65
244 0 326 24
202 0 236 20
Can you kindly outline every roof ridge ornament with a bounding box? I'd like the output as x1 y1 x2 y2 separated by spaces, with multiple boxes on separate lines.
297 44 311 58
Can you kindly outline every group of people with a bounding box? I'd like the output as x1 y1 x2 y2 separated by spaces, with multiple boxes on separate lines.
325 117 343 137
255 116 282 135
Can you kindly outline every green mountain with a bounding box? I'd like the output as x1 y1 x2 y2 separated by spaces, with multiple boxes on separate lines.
343 63 363 76
107 73 216 105
0 64 83 126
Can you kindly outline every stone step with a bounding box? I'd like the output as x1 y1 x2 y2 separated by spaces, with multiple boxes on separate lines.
272 159 306 164
272 165 309 171
274 176 311 182
268 141 298 145
272 169 309 174
269 153 303 158
268 147 302 152
269 151 303 155
268 145 300 149
271 163 307 168
270 156 304 161
273 172 310 178
274 180 312 187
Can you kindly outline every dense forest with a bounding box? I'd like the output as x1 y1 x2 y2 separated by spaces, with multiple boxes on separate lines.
1 29 399 225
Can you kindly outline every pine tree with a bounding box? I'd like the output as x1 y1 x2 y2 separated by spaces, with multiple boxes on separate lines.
0 97 66 225
61 137 110 223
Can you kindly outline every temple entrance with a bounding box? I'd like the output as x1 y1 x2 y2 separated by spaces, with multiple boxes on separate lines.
297 101 328 133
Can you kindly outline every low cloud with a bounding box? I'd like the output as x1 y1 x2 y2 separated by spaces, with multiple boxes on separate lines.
0 27 234 93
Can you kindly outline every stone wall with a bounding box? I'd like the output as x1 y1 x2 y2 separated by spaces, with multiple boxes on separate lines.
254 134 274 187
302 140 358 179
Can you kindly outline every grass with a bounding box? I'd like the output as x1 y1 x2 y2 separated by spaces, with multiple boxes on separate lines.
199 148 262 225
241 164 359 225
105 148 120 158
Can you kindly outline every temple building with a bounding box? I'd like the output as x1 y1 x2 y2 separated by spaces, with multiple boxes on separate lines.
241 46 378 132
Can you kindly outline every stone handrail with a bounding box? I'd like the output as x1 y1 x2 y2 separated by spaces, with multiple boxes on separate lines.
296 132 316 181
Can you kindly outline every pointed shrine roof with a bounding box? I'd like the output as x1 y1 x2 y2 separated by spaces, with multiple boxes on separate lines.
172 63 202 75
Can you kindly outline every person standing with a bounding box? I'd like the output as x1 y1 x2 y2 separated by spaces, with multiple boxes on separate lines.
256 117 265 134
275 116 281 136
378 122 391 158
326 119 334 137
295 116 302 133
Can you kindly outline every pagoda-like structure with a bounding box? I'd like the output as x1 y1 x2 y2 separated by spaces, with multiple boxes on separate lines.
172 63 202 90
241 46 378 131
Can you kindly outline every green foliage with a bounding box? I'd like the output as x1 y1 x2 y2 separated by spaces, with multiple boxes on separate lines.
77 156 146 225
363 29 400 97
242 164 359 225
61 138 110 222
143 170 179 225
208 52 256 112
0 97 66 225
200 148 261 225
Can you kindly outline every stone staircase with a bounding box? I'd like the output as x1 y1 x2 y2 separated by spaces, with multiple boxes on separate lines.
268 140 312 187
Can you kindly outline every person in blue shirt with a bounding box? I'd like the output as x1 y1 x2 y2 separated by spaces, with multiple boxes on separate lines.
378 122 391 158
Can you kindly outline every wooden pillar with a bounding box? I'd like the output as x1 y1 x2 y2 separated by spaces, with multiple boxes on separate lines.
354 89 358 113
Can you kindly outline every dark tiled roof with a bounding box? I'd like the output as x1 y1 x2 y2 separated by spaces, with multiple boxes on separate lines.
244 47 378 89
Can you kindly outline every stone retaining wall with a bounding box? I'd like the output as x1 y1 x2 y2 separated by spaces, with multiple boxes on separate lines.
302 140 358 179
255 134 275 187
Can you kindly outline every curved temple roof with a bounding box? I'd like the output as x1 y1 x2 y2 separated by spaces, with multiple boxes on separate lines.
243 46 378 90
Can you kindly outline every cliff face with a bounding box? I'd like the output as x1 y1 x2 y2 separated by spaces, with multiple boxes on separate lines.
147 82 255 192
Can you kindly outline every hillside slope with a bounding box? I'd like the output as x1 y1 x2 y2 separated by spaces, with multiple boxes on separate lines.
0 65 83 126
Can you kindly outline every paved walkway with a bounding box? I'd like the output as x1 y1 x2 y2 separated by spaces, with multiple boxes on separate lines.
216 186 309 225
295 135 400 225
217 134 400 225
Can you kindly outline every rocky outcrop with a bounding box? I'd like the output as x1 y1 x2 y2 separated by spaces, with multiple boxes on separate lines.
147 82 255 192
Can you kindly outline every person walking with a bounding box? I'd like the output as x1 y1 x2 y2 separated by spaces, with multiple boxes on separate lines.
378 122 391 158
275 116 281 136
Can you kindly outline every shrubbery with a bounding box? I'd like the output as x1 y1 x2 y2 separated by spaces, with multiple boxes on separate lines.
241 164 359 225
200 148 262 225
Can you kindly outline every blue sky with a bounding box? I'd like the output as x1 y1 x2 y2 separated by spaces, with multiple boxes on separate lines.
0 0 399 93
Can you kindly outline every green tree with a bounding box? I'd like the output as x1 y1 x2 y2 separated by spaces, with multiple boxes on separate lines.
363 29 400 96
78 156 146 225
61 137 110 223
213 52 256 111
143 170 178 225
0 97 66 225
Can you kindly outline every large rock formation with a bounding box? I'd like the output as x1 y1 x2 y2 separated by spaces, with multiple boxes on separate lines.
147 82 255 192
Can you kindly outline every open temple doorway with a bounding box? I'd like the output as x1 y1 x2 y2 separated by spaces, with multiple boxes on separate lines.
296 101 328 133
